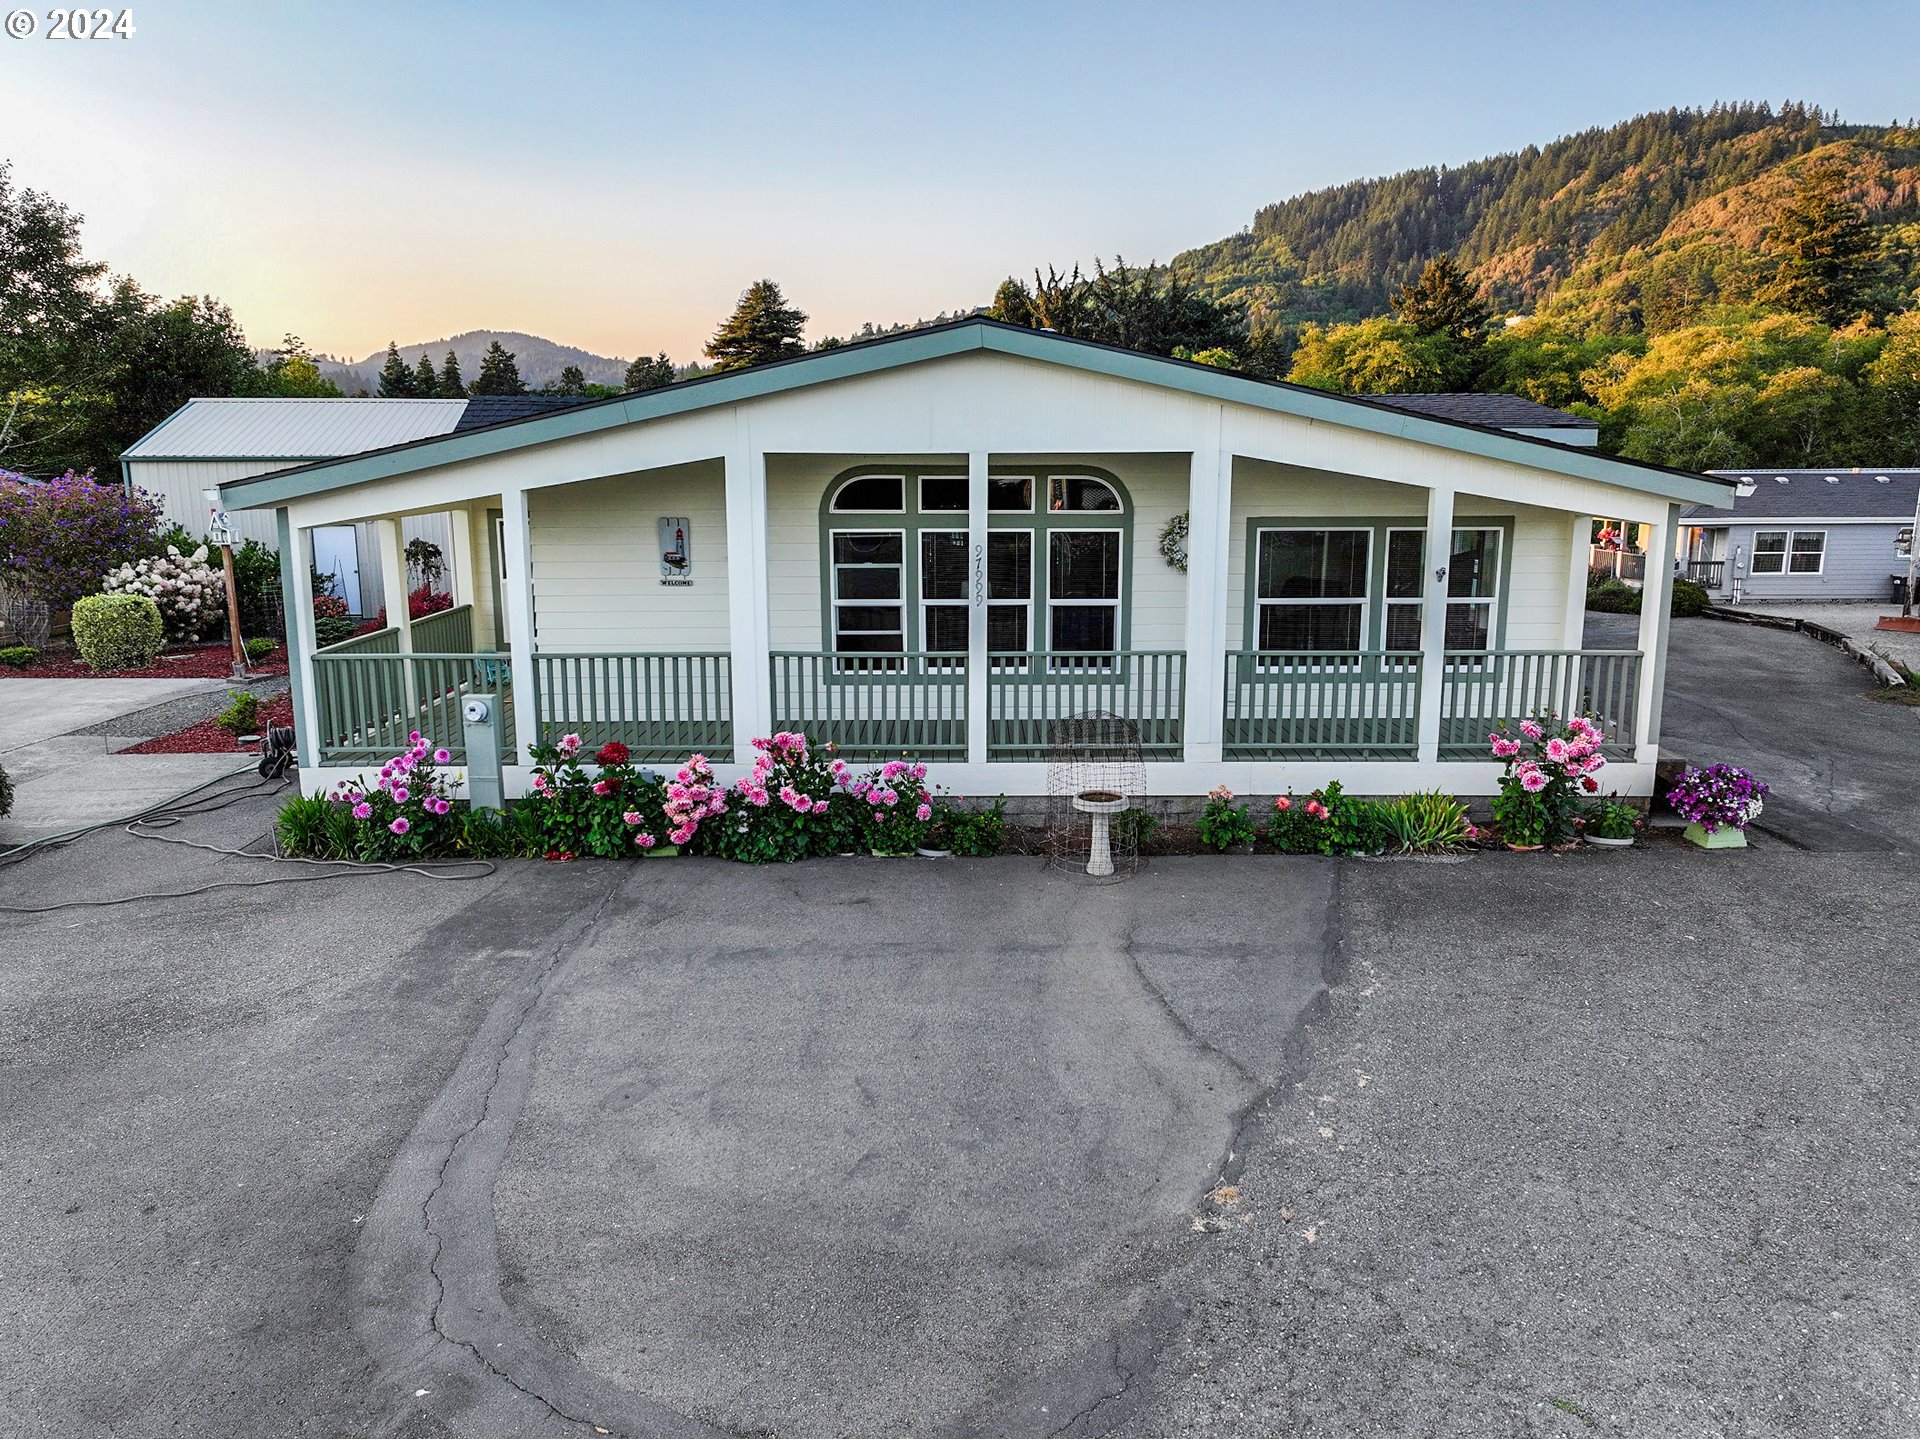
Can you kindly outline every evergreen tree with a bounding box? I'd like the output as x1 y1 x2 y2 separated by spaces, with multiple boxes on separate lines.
263 333 341 397
705 279 808 371
624 351 675 391
468 339 526 395
1391 256 1491 344
412 351 438 396
552 363 587 396
376 341 415 397
437 349 465 397
1761 165 1881 325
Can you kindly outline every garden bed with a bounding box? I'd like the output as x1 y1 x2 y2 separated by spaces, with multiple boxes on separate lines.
0 640 287 681
120 692 294 754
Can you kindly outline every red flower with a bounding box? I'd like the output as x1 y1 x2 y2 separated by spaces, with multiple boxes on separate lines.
595 741 631 765
1581 776 1599 793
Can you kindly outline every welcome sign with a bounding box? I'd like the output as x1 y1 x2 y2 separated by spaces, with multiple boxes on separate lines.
659 517 692 585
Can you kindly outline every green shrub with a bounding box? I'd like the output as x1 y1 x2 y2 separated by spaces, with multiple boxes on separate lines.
1381 791 1473 853
1197 786 1258 851
1581 798 1642 840
1669 578 1709 616
1265 794 1329 853
215 690 261 735
1323 784 1394 855
939 796 1007 856
243 636 279 663
1585 576 1641 614
313 615 356 648
0 759 12 819
457 807 527 858
1111 806 1159 854
71 593 164 671
275 792 355 858
0 644 37 667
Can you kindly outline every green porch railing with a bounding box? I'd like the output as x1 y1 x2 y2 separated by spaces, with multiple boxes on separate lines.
311 651 514 766
1439 649 1641 758
769 651 968 758
534 651 733 759
987 651 1186 760
314 624 400 657
1222 651 1422 760
410 603 474 655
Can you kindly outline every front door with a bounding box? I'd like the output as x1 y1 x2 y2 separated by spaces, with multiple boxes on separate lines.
311 525 363 612
487 509 508 649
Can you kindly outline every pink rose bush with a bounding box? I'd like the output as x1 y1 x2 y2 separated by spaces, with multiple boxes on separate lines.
524 731 652 858
1489 711 1607 847
326 731 462 860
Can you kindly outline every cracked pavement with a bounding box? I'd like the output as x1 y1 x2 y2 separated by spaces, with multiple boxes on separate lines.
1 613 1915 1435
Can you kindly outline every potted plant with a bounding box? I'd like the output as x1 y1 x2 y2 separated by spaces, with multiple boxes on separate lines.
1197 785 1257 854
1665 764 1768 849
1581 796 1641 848
1488 712 1608 850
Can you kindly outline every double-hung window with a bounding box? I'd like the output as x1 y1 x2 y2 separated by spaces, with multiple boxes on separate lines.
920 530 968 660
1382 527 1502 651
1254 529 1370 652
830 532 905 656
987 531 1032 653
1048 530 1121 654
1751 529 1823 576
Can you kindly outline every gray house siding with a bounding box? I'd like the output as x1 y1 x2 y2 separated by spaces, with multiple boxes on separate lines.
1695 521 1908 601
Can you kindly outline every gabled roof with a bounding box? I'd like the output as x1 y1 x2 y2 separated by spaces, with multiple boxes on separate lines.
216 317 1735 511
1689 468 1920 521
1364 392 1597 430
123 397 467 460
453 395 596 431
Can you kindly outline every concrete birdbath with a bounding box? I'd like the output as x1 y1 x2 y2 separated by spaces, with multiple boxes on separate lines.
1072 789 1129 877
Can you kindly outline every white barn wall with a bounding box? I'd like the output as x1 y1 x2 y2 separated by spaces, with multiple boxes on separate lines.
128 458 284 546
526 460 729 652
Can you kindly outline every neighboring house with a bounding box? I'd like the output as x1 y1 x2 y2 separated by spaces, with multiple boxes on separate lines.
1684 468 1920 603
217 317 1731 798
1365 393 1601 448
121 395 587 616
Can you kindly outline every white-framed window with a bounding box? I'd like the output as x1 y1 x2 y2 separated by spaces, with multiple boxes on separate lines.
990 475 1035 512
1789 530 1826 574
829 530 905 655
920 529 968 661
987 529 1032 654
1048 475 1121 513
829 473 906 513
1254 528 1370 652
1047 528 1121 654
1751 529 1825 575
918 475 967 513
1383 527 1503 652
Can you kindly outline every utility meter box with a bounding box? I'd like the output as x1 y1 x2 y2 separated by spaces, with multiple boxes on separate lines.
461 694 504 813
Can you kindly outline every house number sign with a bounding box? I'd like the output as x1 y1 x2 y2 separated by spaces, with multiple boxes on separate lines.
973 542 985 604
659 517 692 586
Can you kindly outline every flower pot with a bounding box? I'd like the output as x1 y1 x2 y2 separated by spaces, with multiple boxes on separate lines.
915 846 952 859
1683 823 1747 850
1505 842 1545 852
642 843 680 858
1585 835 1635 848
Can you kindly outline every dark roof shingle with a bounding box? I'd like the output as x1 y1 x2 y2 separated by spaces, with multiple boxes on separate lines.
454 395 596 432
1687 469 1920 521
1361 392 1597 429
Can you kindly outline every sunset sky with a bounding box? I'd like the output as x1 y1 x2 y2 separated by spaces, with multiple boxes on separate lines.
7 0 1917 365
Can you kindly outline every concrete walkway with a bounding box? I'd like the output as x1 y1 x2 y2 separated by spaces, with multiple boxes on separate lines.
0 676 251 844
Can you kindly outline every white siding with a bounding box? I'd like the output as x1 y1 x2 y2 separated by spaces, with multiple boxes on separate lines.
127 458 285 546
1503 503 1575 648
526 460 729 652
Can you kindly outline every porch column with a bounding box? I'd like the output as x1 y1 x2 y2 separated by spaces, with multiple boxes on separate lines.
1633 503 1679 762
277 508 320 772
446 507 477 609
498 486 540 766
966 450 989 765
373 517 411 648
1415 485 1456 765
1561 513 1591 649
723 423 771 762
1182 410 1231 763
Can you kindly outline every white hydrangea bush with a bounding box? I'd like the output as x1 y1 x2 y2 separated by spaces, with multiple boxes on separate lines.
102 545 226 641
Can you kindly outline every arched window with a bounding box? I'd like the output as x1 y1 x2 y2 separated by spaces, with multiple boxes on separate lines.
821 466 1130 658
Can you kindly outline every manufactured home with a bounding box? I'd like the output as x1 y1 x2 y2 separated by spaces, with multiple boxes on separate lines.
216 318 1733 798
1687 468 1920 604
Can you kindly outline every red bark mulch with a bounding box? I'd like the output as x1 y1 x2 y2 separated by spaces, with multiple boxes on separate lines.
0 640 288 681
120 692 295 755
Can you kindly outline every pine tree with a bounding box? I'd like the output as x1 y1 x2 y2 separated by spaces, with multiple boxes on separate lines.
413 351 438 396
553 363 587 396
1761 165 1882 325
705 279 808 371
376 341 416 397
1391 256 1491 344
988 277 1034 326
624 351 675 391
437 349 465 397
469 339 526 395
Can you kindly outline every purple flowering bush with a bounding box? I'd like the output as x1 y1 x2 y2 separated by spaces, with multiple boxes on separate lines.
0 471 160 609
1665 764 1768 834
328 732 462 861
1488 711 1609 847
